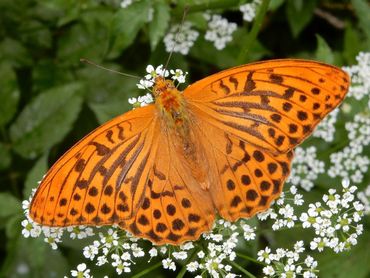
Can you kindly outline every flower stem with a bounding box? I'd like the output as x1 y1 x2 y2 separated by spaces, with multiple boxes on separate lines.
236 252 265 266
227 260 257 278
237 0 270 64
173 0 242 16
131 261 162 278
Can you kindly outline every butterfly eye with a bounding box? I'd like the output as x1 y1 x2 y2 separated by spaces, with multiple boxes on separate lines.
165 80 175 88
153 88 161 96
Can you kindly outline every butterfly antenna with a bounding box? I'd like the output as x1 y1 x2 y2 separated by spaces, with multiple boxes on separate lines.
80 58 141 80
163 7 190 74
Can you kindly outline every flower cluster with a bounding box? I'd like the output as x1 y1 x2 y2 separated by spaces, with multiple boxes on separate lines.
325 52 370 184
82 228 148 274
343 52 370 106
257 186 304 230
204 14 237 50
357 184 370 214
240 0 261 22
313 107 339 142
287 147 325 191
300 180 365 253
346 114 370 148
130 64 188 107
258 241 319 277
160 2 264 54
163 22 199 55
328 144 370 184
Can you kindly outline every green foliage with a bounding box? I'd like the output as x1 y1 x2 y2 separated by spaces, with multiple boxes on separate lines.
286 0 317 38
315 35 334 64
9 83 84 158
0 0 369 277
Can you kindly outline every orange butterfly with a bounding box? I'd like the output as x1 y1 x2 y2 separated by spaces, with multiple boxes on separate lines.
29 59 349 245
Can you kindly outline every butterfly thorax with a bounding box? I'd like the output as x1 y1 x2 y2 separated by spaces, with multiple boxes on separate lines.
153 77 187 130
153 77 210 190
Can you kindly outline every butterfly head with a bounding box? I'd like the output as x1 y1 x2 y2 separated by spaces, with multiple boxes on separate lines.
152 76 176 97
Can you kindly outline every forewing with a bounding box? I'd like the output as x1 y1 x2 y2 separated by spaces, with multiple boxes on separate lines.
29 106 160 227
184 59 350 153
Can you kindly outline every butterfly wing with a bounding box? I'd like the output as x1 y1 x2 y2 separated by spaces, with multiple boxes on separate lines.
185 59 350 154
191 115 292 221
184 59 349 220
120 126 215 245
29 105 160 227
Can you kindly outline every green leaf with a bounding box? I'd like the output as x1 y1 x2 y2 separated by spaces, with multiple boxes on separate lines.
0 63 20 127
343 23 362 64
0 38 32 67
23 154 48 198
269 0 285 11
149 1 170 51
19 20 52 49
351 0 370 48
9 83 84 159
286 0 317 37
2 235 69 278
78 65 135 124
109 0 151 56
0 193 21 219
315 34 334 64
57 12 111 66
5 214 23 240
0 142 11 170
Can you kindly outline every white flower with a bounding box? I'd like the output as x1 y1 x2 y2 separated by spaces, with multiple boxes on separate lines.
83 242 99 260
67 226 94 240
96 255 108 266
145 64 169 80
204 14 237 50
287 146 325 191
313 107 339 142
241 223 256 240
328 144 370 184
71 263 90 278
138 93 154 106
128 97 137 104
131 244 145 257
172 251 188 260
197 251 205 259
136 79 154 90
148 247 158 258
239 0 261 22
21 219 41 238
343 52 370 105
181 242 194 250
187 261 199 272
120 0 133 8
162 258 176 271
257 208 277 220
163 22 199 55
257 247 272 264
263 265 275 276
294 241 305 253
170 69 187 83
310 237 326 252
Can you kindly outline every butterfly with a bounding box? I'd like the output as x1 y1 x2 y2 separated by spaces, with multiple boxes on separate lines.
29 59 350 245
